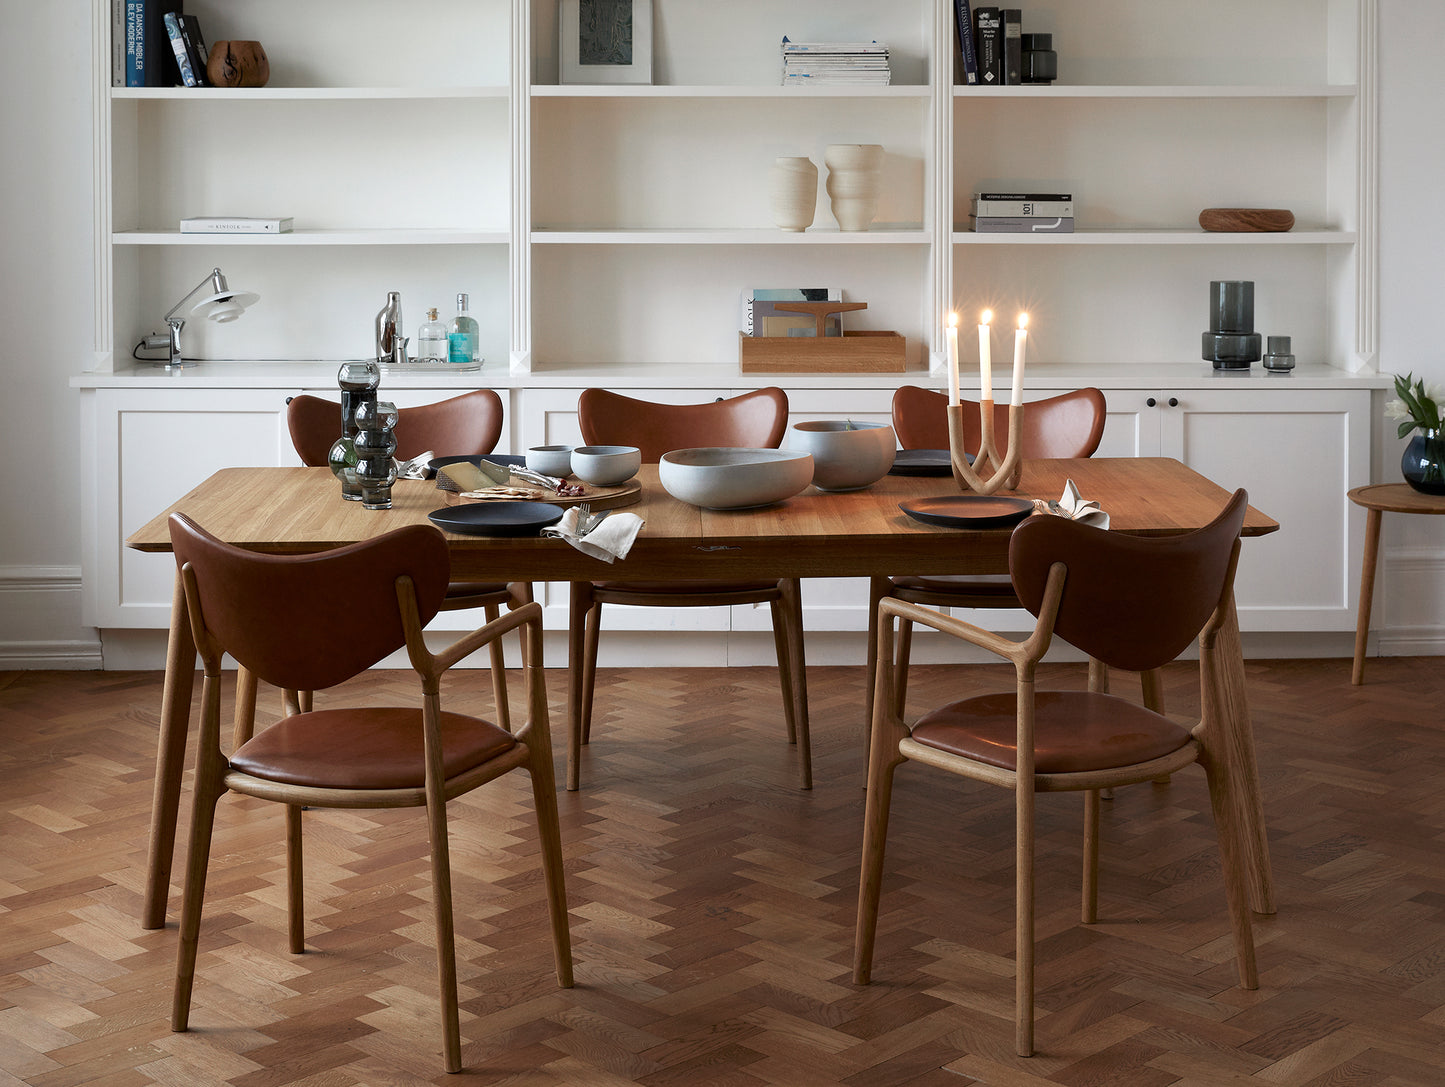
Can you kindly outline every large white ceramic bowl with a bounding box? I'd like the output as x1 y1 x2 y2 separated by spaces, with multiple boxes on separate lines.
659 448 814 510
788 420 896 491
570 445 641 486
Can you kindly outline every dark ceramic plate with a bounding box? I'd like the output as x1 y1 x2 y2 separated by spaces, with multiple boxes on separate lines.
427 501 564 537
890 449 969 476
898 495 1035 530
425 453 526 480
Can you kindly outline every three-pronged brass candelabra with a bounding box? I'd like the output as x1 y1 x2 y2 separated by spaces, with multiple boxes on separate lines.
947 399 1024 495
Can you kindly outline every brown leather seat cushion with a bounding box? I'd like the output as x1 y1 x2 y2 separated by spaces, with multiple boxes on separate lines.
889 573 1016 597
910 691 1191 774
593 579 780 595
230 708 516 789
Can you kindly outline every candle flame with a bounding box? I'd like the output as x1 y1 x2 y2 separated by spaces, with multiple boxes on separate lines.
1018 313 1029 329
981 309 993 325
948 312 959 328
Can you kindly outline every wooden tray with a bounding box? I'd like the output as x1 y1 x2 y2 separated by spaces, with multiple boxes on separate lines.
738 330 906 373
1198 207 1295 232
443 478 642 510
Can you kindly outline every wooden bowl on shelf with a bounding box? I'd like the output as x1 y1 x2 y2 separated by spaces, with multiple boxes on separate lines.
207 41 270 88
1198 208 1295 232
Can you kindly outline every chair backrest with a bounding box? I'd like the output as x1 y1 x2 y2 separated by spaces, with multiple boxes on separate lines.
286 389 505 466
892 385 1107 459
1008 489 1249 673
578 387 789 462
168 513 451 692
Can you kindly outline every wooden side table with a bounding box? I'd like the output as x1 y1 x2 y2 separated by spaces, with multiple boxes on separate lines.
1347 483 1445 684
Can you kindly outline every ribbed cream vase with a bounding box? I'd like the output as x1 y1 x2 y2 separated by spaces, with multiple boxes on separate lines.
824 144 884 231
769 156 818 232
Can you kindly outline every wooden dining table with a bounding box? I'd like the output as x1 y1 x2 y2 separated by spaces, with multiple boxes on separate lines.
128 457 1279 931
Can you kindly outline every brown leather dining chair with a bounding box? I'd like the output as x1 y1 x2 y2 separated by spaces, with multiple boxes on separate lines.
567 386 811 790
867 386 1110 726
261 389 531 733
166 514 572 1074
854 489 1258 1057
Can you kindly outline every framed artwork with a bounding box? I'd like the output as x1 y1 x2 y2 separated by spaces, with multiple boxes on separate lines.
560 0 653 85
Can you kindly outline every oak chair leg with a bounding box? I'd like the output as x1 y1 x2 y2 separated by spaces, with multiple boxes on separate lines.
1082 789 1099 924
893 618 914 718
1014 676 1037 1059
1197 745 1259 990
862 576 889 758
779 578 812 790
770 596 799 746
286 804 304 954
566 582 597 791
483 602 512 733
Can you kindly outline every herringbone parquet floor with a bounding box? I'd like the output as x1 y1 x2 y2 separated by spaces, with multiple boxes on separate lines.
3 657 1444 1085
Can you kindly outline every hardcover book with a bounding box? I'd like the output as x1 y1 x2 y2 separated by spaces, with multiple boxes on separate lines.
125 0 183 87
181 14 210 86
112 1 125 86
953 0 978 85
180 216 295 233
973 197 1074 217
1003 9 1023 85
970 216 1074 233
163 13 197 87
973 7 1002 86
741 288 844 337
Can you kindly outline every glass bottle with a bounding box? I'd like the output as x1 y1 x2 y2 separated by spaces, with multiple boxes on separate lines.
447 293 480 366
417 307 448 362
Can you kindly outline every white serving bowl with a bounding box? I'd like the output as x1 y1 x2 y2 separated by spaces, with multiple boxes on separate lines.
570 444 641 486
659 448 814 510
526 444 574 477
788 420 896 491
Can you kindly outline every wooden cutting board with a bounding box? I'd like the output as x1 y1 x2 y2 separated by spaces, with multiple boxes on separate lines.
442 478 642 510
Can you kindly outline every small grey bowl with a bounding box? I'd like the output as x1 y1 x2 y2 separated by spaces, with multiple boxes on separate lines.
571 445 641 486
527 445 574 477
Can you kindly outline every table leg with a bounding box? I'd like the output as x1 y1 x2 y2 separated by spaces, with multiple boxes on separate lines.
1205 593 1275 916
142 570 197 929
1352 507 1383 686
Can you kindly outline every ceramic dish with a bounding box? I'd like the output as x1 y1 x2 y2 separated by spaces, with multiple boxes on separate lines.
427 501 564 537
659 447 813 510
788 420 896 491
426 453 525 480
571 445 641 486
890 449 958 476
898 495 1035 530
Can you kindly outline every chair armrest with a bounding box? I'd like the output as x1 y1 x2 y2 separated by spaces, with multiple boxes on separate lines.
878 596 1033 664
430 601 542 675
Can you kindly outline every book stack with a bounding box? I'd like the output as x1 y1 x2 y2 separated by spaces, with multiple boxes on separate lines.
970 192 1074 233
780 38 890 87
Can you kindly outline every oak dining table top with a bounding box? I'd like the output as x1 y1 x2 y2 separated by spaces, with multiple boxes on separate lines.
128 457 1278 583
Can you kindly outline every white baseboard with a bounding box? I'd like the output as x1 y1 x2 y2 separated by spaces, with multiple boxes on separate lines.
0 566 102 669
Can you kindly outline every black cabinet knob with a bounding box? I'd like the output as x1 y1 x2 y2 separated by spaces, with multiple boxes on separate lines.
1168 397 1179 408
1146 397 1157 407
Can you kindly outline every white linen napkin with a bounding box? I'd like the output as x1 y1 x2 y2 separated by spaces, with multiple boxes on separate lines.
1035 478 1109 529
394 451 435 479
543 506 645 563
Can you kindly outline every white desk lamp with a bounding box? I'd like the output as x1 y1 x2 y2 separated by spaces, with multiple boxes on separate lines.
137 267 260 370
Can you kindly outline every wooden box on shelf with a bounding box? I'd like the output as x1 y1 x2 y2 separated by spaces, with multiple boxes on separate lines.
738 330 907 373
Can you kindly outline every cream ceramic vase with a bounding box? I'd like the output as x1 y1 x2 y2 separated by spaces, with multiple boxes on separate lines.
824 144 884 231
769 156 818 231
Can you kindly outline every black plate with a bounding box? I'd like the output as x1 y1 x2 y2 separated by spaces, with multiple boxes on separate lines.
899 495 1035 530
427 501 564 537
890 449 969 476
425 453 526 480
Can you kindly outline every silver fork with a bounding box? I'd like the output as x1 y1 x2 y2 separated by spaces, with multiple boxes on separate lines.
574 502 595 535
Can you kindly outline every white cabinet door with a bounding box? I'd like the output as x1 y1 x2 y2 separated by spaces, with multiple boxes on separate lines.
1158 388 1369 631
80 388 293 628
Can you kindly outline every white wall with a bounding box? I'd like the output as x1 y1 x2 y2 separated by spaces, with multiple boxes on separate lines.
0 0 1441 666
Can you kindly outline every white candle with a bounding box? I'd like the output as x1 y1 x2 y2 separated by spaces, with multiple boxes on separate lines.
1010 313 1029 406
978 310 993 402
946 313 960 405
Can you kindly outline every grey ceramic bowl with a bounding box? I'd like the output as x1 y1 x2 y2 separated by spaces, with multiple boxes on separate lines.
788 420 896 491
659 448 814 510
526 445 574 477
570 445 641 486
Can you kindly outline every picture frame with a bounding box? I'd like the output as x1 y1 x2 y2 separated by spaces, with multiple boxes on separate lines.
559 0 653 85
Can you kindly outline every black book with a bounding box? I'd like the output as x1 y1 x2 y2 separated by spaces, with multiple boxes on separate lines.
163 13 197 87
973 7 1003 87
1002 9 1022 85
125 0 183 87
953 0 978 86
181 14 209 86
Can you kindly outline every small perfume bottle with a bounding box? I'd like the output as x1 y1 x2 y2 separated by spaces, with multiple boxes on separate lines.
417 307 448 362
447 293 480 366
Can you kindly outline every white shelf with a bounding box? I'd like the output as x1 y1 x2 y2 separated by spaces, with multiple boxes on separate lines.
115 229 509 246
531 228 929 245
532 84 929 99
953 83 1357 99
111 86 509 100
951 229 1358 246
